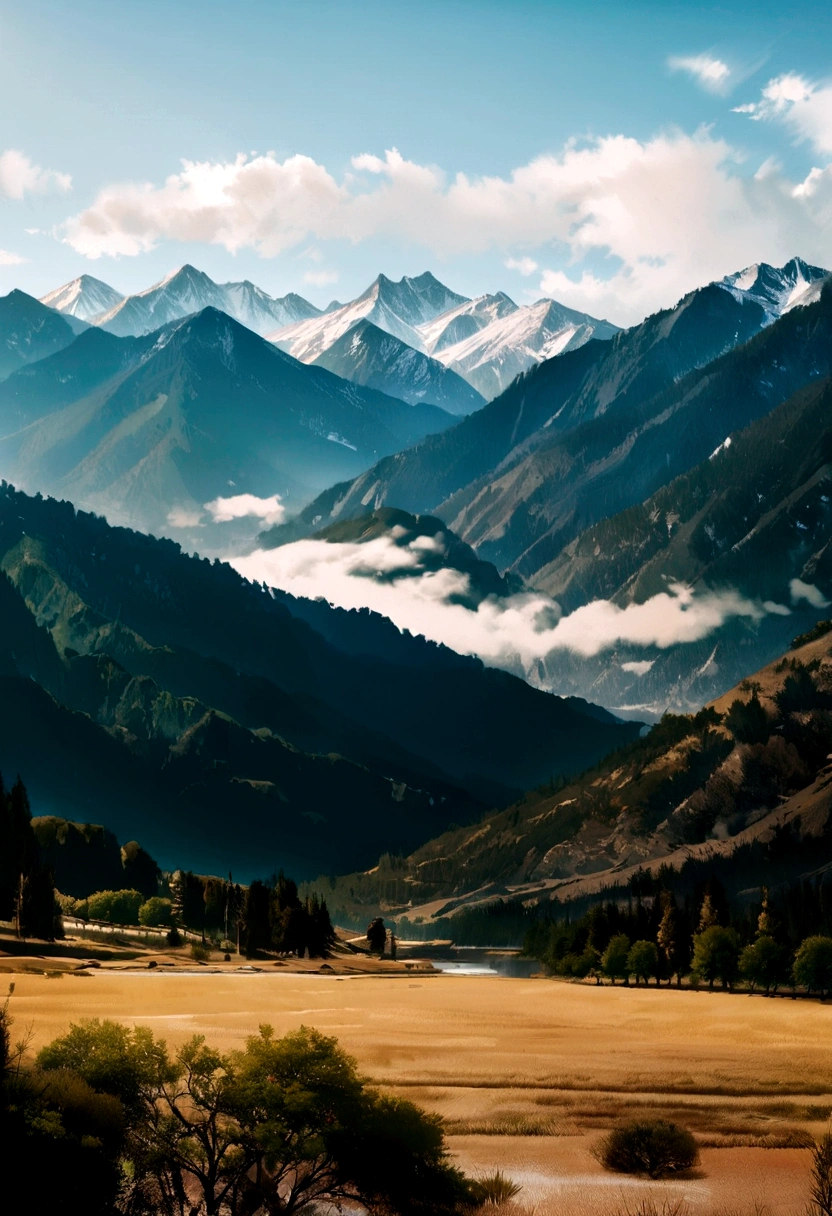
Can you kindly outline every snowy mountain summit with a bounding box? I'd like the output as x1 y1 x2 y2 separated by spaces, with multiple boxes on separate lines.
40 274 124 322
268 271 468 363
720 257 829 320
42 265 321 338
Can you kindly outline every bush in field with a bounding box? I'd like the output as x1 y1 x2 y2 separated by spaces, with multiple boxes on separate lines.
598 1119 699 1179
138 896 172 927
601 934 631 984
739 935 786 994
793 936 832 998
627 940 659 986
467 1171 521 1206
190 942 210 962
86 888 143 925
810 1127 832 1216
692 925 740 990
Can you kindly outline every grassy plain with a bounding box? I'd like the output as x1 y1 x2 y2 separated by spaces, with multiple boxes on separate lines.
5 967 830 1214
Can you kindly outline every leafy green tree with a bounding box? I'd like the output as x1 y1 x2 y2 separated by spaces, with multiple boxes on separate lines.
86 888 143 925
139 896 173 927
601 934 631 985
242 879 272 956
125 1024 472 1216
697 891 719 932
739 935 786 994
809 1126 832 1216
692 925 741 991
37 1018 174 1117
627 940 659 986
793 936 832 998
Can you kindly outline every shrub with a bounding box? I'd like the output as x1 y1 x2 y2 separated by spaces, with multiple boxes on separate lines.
138 896 172 927
190 942 210 962
810 1127 832 1216
166 925 182 947
467 1171 522 1206
86 889 143 925
598 1119 699 1179
794 936 832 998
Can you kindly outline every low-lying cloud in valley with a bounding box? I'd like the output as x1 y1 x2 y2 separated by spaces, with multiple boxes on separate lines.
231 534 799 688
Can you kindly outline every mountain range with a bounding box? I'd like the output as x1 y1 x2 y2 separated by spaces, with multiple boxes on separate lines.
40 265 621 407
0 300 455 545
263 261 823 549
0 483 638 876
43 264 321 337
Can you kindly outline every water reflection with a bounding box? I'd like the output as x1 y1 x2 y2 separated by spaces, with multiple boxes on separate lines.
428 950 540 977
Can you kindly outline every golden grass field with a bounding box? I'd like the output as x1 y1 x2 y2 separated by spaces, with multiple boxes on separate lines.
6 966 831 1215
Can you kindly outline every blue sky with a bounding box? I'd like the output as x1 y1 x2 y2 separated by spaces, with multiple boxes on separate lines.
1 0 831 322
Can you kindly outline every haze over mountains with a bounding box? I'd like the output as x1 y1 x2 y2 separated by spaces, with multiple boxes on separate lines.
0 301 454 544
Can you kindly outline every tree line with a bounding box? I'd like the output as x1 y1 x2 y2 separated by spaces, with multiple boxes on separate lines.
524 873 832 997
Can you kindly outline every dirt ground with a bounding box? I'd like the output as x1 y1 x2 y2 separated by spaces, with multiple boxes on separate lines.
4 966 829 1214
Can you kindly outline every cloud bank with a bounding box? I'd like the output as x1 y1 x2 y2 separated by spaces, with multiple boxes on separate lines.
230 536 793 685
61 123 832 325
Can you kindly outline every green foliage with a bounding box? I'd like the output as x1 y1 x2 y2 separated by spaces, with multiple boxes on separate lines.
85 887 143 925
367 916 387 954
0 773 60 939
793 936 832 997
627 940 659 985
36 1018 174 1115
692 925 741 990
739 936 786 994
601 934 631 984
725 692 771 745
138 895 172 926
598 1119 699 1179
190 942 210 962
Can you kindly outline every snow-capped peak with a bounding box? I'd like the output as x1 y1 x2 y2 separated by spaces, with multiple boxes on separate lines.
719 257 829 320
40 274 125 322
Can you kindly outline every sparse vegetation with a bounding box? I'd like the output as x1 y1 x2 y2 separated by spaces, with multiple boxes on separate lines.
597 1119 699 1179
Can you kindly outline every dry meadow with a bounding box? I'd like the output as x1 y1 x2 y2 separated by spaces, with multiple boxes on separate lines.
5 966 830 1214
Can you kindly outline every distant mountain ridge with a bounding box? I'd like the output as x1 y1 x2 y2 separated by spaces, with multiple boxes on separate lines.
263 264 808 551
42 264 321 337
0 307 455 545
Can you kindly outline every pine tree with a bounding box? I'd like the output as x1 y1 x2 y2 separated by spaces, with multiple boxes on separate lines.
698 891 719 932
657 892 682 986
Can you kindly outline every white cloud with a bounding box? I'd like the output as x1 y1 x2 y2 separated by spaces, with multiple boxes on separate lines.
668 54 731 94
505 255 538 276
0 150 71 199
204 493 285 526
303 269 339 287
736 73 832 156
0 249 26 266
621 660 654 675
230 536 790 685
59 127 832 325
790 578 831 609
166 505 204 528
